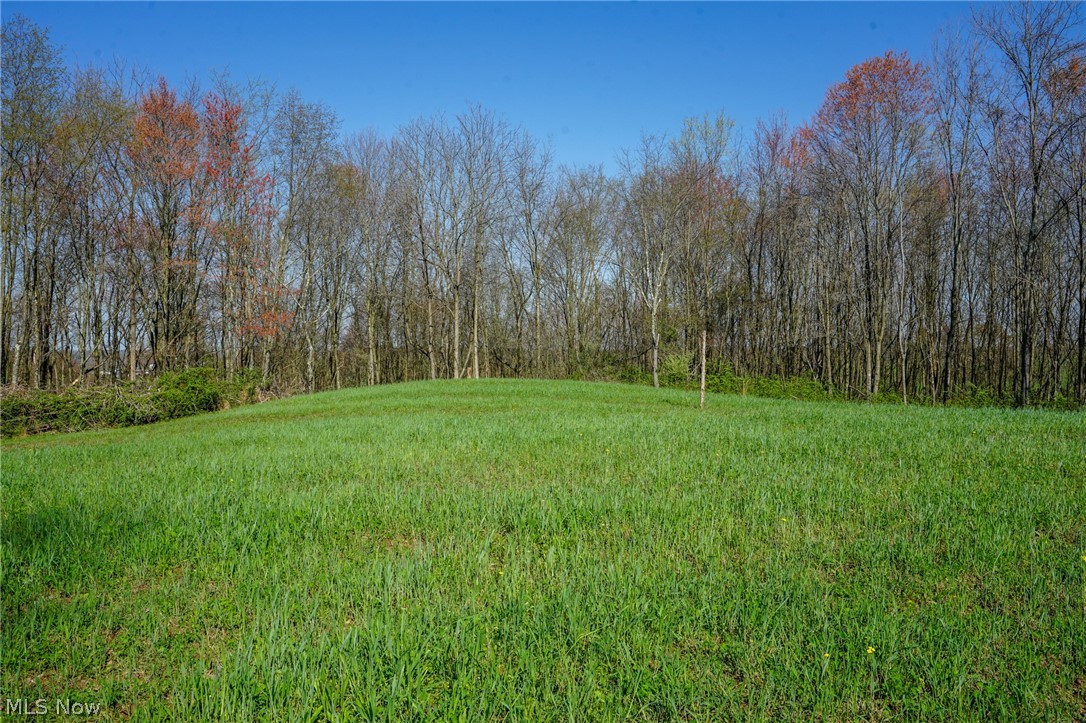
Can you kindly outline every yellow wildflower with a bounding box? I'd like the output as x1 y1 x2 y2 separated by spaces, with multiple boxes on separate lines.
866 646 875 654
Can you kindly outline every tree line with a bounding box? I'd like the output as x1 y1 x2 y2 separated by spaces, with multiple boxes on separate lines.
3 3 1084 406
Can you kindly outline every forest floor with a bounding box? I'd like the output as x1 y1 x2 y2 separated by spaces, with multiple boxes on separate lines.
2 379 1084 720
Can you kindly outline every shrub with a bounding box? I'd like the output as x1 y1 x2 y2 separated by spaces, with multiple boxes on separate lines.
617 364 651 386
154 368 222 418
0 367 271 438
660 353 694 389
227 368 266 404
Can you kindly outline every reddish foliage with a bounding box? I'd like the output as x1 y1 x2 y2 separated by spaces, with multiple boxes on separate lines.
814 51 931 135
785 125 814 171
203 93 274 226
243 310 295 340
129 77 200 188
199 93 287 348
204 95 253 190
1046 55 1086 106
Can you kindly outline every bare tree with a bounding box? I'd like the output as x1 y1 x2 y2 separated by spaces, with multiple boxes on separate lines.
975 1 1085 404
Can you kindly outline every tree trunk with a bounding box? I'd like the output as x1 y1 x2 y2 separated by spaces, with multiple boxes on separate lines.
453 284 461 379
699 328 707 409
651 301 660 388
367 303 377 386
426 294 437 380
472 272 480 379
534 274 542 375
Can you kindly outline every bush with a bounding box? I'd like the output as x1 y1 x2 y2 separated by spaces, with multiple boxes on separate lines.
1044 394 1080 411
154 368 222 418
0 387 144 437
617 364 651 386
705 361 738 395
1 367 270 438
227 368 265 404
660 353 694 389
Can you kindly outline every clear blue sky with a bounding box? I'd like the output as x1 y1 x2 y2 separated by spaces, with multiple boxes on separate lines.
5 2 973 170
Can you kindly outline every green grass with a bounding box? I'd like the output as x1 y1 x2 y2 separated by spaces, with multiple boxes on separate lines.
2 379 1084 721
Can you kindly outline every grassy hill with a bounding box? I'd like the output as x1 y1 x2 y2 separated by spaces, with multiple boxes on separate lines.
2 380 1084 720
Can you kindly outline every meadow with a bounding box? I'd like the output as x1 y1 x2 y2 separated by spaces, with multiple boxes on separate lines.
2 380 1084 721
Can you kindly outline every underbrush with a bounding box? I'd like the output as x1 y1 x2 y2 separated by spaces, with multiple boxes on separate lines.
617 356 843 403
4 360 1079 439
0 368 269 437
617 355 1082 409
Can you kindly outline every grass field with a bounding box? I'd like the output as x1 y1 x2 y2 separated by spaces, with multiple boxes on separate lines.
2 379 1084 720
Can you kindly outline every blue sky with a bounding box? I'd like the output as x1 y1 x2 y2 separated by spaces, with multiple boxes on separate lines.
5 2 973 170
